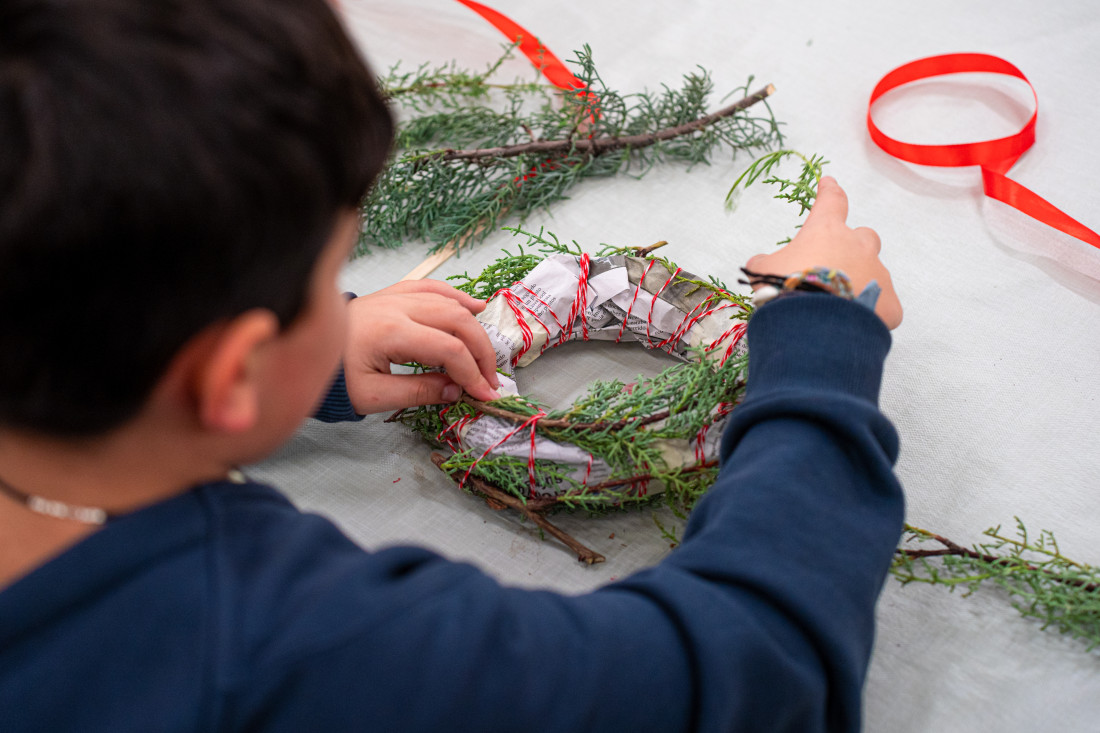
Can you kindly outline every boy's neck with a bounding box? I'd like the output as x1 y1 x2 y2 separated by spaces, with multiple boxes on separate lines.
0 415 237 591
0 423 229 516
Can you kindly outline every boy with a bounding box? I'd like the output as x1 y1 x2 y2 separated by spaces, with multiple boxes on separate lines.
0 0 903 731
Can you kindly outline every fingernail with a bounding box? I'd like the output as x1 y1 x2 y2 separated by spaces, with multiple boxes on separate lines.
487 388 502 401
442 384 461 402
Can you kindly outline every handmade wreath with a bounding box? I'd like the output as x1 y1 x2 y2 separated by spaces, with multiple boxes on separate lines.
391 229 752 562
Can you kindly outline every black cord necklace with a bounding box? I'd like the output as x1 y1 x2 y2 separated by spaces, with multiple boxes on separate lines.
0 473 112 525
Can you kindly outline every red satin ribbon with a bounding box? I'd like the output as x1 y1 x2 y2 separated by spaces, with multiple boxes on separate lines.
454 0 585 91
868 53 1100 250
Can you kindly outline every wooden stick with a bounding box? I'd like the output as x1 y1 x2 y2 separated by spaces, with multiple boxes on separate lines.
431 452 605 564
401 242 457 281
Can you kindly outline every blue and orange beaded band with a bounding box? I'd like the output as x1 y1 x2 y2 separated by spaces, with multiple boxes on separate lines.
739 267 881 312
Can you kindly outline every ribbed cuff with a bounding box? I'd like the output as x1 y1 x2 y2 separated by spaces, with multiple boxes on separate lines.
313 367 364 423
745 294 892 405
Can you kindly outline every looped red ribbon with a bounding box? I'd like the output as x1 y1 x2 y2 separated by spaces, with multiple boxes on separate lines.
868 53 1100 250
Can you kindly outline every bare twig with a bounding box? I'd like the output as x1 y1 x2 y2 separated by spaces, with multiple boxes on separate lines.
431 452 605 564
383 408 407 424
632 240 669 258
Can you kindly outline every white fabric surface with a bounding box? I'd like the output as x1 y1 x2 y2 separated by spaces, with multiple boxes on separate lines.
248 1 1100 730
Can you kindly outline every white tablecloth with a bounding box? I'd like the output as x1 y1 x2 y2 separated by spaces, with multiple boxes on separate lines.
249 2 1100 730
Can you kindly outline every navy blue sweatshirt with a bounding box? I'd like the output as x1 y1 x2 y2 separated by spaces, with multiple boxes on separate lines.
0 295 903 732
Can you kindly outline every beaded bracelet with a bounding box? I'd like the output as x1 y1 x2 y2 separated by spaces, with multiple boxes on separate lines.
739 267 881 312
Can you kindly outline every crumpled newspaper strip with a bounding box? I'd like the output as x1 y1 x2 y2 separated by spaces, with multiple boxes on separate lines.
448 253 748 498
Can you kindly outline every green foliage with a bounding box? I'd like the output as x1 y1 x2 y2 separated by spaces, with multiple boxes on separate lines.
381 46 544 112
893 519 1100 651
360 46 783 254
725 149 827 245
447 226 753 312
445 227 579 299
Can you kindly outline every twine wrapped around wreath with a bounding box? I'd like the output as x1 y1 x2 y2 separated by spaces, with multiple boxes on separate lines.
393 234 752 561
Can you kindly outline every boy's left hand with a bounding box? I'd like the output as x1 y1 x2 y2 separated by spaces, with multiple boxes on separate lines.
342 280 501 414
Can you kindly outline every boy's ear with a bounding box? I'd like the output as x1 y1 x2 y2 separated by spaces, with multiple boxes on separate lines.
192 309 281 434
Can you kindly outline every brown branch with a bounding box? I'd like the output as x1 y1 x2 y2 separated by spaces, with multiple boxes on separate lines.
898 531 1100 593
632 240 669 258
422 84 775 164
431 452 605 564
383 408 407 424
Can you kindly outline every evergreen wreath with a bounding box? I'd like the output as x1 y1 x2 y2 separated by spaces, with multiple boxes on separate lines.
389 229 752 563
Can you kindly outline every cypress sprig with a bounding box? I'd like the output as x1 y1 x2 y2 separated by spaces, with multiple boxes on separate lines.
893 519 1100 650
725 149 828 245
359 46 783 254
725 149 827 215
380 44 545 110
445 227 579 299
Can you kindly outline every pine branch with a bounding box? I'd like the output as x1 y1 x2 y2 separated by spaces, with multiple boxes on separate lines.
418 84 775 164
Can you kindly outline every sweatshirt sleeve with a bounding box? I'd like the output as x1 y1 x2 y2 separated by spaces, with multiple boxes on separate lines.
225 294 904 733
312 292 365 423
311 367 364 423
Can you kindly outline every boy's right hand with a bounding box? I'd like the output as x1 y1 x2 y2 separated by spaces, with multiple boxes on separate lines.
343 280 502 414
744 176 903 329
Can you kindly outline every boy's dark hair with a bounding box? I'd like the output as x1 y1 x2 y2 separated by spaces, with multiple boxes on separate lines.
0 0 394 436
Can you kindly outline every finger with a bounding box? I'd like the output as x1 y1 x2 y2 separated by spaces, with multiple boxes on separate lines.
877 292 903 330
873 272 903 330
371 321 500 402
372 279 487 314
347 373 465 414
803 176 848 227
743 253 775 286
402 296 500 388
853 226 882 254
